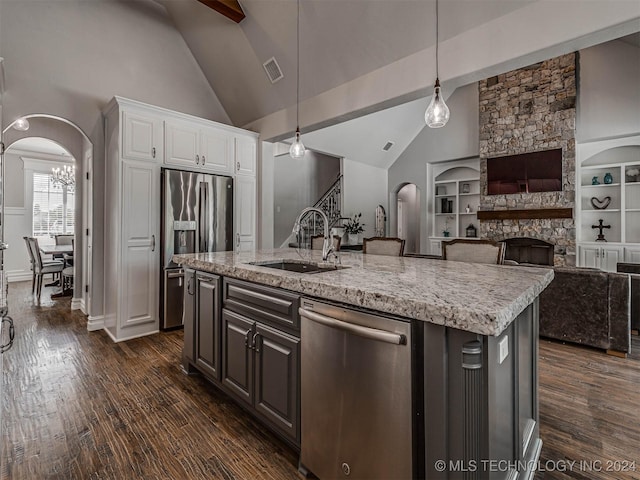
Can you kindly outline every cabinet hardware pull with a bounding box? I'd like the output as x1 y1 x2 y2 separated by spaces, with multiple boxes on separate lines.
252 332 260 353
196 154 200 164
202 155 205 165
237 161 241 171
151 235 156 252
152 147 156 158
187 277 194 295
236 233 240 247
245 330 252 349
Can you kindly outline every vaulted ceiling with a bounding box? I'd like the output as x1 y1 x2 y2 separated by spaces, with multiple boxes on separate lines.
156 0 639 170
158 0 537 127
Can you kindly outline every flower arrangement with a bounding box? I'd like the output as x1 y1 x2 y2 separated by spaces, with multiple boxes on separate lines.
344 213 365 234
443 215 455 237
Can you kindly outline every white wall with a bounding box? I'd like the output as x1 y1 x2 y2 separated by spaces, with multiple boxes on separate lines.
342 159 388 240
0 0 230 318
388 83 480 253
578 38 640 141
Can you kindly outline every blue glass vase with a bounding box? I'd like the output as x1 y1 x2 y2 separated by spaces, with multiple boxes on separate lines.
604 172 613 184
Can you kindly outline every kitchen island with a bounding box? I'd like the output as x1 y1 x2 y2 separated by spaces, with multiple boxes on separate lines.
175 248 554 480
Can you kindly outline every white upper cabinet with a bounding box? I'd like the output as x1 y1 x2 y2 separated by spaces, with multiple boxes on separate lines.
200 126 234 174
165 120 200 168
164 119 234 174
235 135 257 176
122 110 162 162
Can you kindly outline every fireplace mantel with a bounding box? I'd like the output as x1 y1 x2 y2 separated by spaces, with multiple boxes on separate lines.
477 208 573 220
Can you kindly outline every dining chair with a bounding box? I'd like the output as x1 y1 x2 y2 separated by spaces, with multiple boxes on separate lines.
362 237 405 256
28 237 64 301
63 238 74 268
23 236 37 294
441 239 505 264
310 235 341 252
54 234 74 262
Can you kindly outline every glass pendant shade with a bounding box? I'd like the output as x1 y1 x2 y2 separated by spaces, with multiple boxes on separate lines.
13 117 30 131
289 129 306 159
425 80 450 128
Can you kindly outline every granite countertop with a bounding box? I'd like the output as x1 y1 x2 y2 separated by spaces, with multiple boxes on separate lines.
174 248 554 336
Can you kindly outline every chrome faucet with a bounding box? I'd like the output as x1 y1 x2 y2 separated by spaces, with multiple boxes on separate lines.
292 207 334 261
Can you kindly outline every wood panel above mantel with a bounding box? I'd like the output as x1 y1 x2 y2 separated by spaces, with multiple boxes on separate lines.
477 208 573 220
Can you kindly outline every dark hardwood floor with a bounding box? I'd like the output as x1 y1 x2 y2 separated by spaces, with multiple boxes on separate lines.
2 281 639 479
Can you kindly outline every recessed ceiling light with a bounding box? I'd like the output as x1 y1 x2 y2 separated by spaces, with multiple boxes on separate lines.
13 117 30 131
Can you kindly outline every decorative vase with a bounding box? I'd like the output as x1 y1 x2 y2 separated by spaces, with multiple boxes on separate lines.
591 176 600 185
604 172 613 184
443 231 450 238
348 233 359 245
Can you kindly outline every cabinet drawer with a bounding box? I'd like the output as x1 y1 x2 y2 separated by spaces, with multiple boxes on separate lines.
223 278 300 333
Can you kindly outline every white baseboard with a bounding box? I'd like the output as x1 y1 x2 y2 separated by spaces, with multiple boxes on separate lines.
104 327 159 343
6 270 32 283
87 315 105 331
79 298 87 315
71 298 83 310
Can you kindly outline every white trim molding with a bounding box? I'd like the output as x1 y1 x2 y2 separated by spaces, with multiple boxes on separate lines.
87 315 105 331
4 207 25 216
6 270 32 283
71 297 83 311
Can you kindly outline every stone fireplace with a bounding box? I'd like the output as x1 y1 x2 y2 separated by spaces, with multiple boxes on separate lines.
503 237 555 266
478 53 576 266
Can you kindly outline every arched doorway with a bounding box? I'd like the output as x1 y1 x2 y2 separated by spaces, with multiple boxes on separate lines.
390 182 420 254
2 115 93 312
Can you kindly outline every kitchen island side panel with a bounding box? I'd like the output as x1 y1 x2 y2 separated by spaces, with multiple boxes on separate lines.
424 302 538 479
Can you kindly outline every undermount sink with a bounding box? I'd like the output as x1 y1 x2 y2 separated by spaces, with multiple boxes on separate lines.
249 260 347 274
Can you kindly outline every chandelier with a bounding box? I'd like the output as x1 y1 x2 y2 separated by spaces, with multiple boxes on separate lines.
52 165 75 191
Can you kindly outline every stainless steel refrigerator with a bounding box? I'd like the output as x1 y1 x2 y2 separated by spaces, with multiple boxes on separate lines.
160 169 233 329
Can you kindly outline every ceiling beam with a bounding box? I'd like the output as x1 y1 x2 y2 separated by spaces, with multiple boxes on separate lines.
196 0 245 23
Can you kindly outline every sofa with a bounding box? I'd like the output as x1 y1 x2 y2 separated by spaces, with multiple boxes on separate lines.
538 266 630 355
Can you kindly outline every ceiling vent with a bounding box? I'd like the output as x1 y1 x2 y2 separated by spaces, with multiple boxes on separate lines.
382 141 394 152
263 57 284 84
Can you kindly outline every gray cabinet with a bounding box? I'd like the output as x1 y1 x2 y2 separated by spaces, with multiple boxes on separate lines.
221 307 300 443
221 278 300 444
254 323 299 441
182 268 196 367
195 272 221 381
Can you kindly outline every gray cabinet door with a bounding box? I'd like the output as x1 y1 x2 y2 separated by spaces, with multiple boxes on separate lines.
254 323 299 442
195 273 221 381
221 309 254 406
182 269 196 364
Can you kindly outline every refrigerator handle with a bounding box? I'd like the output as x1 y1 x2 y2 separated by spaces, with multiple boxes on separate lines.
199 182 208 252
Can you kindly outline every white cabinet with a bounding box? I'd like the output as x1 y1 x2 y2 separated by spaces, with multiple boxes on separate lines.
164 120 234 174
122 110 162 162
200 126 234 174
429 240 442 256
121 160 160 327
235 136 257 176
578 244 624 272
103 97 161 341
625 246 640 263
235 175 256 252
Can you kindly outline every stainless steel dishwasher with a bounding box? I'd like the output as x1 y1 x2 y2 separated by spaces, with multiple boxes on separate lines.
299 298 414 480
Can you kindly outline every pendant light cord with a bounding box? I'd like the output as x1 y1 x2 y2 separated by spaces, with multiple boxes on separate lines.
435 0 439 80
296 0 300 132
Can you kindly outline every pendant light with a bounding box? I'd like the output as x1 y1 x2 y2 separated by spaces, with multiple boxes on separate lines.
425 0 450 128
289 0 306 159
